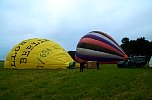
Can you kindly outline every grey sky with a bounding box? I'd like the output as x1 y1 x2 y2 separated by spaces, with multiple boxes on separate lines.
0 0 152 60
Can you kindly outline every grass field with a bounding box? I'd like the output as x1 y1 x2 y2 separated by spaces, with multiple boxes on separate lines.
0 61 152 99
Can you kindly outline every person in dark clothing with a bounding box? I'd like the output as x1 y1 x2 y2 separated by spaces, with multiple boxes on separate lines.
97 61 99 70
80 61 85 72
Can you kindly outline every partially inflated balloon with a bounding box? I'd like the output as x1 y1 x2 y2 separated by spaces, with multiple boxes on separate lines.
75 31 128 63
4 38 73 69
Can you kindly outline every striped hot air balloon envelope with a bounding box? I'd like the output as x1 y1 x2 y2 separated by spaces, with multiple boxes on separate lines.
75 31 128 64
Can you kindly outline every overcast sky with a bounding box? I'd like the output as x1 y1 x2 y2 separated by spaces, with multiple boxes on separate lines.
0 0 152 60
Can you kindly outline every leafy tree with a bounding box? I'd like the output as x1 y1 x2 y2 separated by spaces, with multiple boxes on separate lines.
121 37 129 44
121 37 131 56
121 37 152 61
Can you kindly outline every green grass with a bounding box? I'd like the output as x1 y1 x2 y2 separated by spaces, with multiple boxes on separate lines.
0 62 152 99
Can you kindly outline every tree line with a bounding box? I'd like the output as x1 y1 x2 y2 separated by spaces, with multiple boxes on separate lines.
121 37 152 61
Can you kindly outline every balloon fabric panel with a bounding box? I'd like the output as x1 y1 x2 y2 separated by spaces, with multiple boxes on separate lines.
4 38 73 69
79 38 125 57
76 48 124 59
77 43 123 57
75 31 128 63
82 34 125 54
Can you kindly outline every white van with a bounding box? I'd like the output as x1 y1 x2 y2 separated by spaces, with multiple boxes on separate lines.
149 57 152 67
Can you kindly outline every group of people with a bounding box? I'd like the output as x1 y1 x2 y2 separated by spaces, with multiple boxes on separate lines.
68 61 100 72
80 61 100 72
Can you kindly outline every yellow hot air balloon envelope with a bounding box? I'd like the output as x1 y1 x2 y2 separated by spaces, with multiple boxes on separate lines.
4 38 73 69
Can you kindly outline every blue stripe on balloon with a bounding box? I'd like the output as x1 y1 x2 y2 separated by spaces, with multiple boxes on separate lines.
91 31 120 47
75 52 123 62
82 34 124 55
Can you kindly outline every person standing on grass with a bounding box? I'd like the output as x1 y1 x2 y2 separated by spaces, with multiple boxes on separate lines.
80 61 85 72
97 61 99 70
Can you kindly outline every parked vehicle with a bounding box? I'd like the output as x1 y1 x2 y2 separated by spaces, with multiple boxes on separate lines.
117 56 147 68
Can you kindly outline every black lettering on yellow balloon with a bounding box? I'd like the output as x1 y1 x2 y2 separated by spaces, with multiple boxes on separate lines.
22 51 30 57
19 41 27 45
42 50 49 54
46 48 51 51
21 40 48 58
40 53 46 57
40 49 50 57
37 58 45 64
43 39 49 41
11 54 16 60
15 46 20 51
11 61 16 67
52 46 55 49
20 58 27 64
53 45 60 50
37 39 46 43
26 45 34 50
31 41 40 47
11 46 20 67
